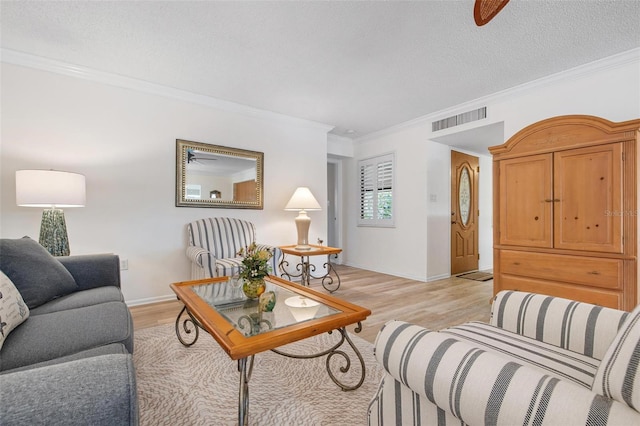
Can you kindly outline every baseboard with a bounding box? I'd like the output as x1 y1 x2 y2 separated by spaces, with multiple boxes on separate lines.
126 294 177 307
427 273 451 282
341 261 426 282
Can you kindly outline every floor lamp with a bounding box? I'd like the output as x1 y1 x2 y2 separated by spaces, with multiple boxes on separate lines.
285 187 321 250
16 170 86 256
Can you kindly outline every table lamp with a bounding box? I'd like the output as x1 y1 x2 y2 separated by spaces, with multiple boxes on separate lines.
16 170 86 256
284 187 321 250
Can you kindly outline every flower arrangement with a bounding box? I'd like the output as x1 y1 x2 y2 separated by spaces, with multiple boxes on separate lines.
237 242 273 282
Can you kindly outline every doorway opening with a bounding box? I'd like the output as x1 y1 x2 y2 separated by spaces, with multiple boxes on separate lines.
327 159 342 262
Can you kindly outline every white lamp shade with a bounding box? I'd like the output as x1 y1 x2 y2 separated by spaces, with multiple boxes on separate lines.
16 170 86 208
284 187 321 211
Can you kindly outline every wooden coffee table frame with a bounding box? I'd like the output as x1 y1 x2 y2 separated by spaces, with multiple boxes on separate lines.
170 275 371 425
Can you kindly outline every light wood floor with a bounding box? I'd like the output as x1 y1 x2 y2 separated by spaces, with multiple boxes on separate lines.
129 265 494 344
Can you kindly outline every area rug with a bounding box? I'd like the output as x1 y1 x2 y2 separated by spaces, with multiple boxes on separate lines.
133 323 383 425
457 271 493 282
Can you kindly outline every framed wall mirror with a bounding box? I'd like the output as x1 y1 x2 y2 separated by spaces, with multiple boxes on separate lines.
176 139 264 209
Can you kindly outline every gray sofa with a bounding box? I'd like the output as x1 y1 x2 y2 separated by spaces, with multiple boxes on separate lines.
0 237 138 425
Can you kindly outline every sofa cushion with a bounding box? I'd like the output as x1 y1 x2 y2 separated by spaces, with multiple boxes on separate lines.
0 271 30 350
0 301 133 371
1 343 128 374
441 321 600 389
0 354 138 426
29 286 124 315
57 254 121 291
0 236 78 309
491 290 629 360
592 303 640 411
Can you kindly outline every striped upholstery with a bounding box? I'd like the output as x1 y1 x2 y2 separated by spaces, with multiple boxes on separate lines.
186 217 279 279
491 290 629 360
368 291 640 425
369 320 640 425
441 322 599 388
593 303 640 411
369 375 462 425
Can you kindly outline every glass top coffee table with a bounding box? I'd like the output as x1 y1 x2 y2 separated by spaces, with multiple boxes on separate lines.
170 275 371 425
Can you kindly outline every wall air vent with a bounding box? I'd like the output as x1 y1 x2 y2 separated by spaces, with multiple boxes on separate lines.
432 107 487 132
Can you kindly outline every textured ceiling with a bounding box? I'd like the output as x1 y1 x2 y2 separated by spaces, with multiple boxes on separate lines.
1 1 639 138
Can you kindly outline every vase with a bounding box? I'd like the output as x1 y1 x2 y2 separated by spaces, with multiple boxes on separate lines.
243 278 266 300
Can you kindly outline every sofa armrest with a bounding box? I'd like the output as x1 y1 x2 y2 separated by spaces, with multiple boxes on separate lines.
186 245 212 267
0 354 138 425
374 320 639 425
58 254 121 290
490 290 629 359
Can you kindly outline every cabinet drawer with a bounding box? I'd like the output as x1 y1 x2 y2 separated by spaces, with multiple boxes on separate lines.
499 250 622 289
496 275 622 309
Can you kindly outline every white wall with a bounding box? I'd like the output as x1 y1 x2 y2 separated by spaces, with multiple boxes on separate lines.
0 61 331 304
346 50 640 281
344 125 429 281
2 50 638 298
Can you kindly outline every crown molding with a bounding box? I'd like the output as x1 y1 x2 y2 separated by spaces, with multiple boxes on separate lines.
356 47 640 143
0 48 334 133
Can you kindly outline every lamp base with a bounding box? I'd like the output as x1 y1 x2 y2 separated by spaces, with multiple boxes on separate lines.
39 208 70 256
294 210 312 250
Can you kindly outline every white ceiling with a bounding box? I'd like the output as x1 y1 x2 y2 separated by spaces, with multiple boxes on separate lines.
2 1 639 139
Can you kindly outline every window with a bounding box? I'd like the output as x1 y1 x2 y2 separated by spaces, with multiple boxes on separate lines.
358 153 394 227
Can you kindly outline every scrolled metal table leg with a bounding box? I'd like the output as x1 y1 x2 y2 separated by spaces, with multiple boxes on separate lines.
325 328 365 391
271 326 366 391
175 305 200 347
321 253 341 293
238 355 255 426
279 251 292 281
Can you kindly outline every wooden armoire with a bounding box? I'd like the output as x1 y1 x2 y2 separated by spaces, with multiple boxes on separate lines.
489 115 640 311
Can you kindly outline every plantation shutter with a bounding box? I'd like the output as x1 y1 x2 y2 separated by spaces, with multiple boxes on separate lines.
358 153 395 227
360 163 375 220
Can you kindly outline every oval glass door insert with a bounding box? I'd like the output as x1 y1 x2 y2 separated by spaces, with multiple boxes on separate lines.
459 167 471 226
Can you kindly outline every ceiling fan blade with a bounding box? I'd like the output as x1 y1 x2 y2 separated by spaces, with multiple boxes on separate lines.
474 0 510 26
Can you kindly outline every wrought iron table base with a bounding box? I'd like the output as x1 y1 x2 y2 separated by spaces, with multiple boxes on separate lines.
279 253 341 292
238 355 255 426
175 305 200 346
271 322 366 391
174 307 366 424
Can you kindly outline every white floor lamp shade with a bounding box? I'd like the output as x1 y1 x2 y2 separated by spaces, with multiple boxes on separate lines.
16 170 86 256
285 187 321 250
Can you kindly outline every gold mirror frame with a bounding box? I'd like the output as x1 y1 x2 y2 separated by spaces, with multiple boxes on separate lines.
176 139 264 209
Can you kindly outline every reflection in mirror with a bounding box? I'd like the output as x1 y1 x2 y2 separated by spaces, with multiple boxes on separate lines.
176 139 264 209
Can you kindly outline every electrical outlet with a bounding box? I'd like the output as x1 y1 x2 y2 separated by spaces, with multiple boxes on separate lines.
120 259 129 270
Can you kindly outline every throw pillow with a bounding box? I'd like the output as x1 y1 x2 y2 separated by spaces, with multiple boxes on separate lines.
0 271 30 350
592 303 640 411
0 236 78 309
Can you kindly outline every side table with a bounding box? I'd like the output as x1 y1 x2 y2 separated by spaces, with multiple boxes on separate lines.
278 244 342 292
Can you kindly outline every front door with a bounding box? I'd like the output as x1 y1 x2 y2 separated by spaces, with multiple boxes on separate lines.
451 151 479 275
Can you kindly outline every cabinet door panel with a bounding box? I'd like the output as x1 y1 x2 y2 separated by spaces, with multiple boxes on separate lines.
499 154 552 247
554 143 623 253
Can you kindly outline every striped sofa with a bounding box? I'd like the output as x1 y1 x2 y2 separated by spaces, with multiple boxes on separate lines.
368 291 640 425
186 217 280 279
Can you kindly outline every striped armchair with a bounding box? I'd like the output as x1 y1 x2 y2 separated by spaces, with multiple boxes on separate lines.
368 291 640 425
186 217 280 279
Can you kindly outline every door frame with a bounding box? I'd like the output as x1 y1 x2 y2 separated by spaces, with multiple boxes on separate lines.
327 158 343 263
